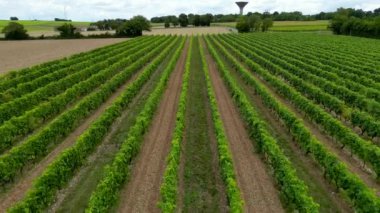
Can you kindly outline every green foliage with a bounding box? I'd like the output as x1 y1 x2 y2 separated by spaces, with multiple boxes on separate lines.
1 22 28 40
0 38 145 91
193 15 201 27
205 36 319 212
8 36 179 212
330 8 380 38
116 15 151 37
212 34 380 211
247 15 262 31
0 36 172 186
86 37 185 212
262 18 274 32
236 17 250 33
236 16 273 32
164 19 170 28
220 34 380 179
0 37 159 154
236 33 380 139
172 17 179 27
159 37 192 212
188 13 195 25
179 13 188 27
199 36 244 212
199 14 213 26
56 23 82 38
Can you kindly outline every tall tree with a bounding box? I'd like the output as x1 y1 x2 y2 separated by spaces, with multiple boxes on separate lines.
179 13 189 27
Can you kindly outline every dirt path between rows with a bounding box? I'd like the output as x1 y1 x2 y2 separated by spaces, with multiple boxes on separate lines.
116 40 188 213
0 68 141 211
203 41 284 212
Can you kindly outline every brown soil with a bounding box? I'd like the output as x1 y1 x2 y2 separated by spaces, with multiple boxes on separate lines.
0 68 139 211
203 41 284 212
0 38 127 74
116 40 189 213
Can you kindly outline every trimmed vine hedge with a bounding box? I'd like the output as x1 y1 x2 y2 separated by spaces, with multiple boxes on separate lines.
158 36 192 212
85 37 186 212
0 36 175 185
216 35 380 178
222 35 380 139
199 36 243 212
8 36 182 212
0 36 157 104
0 36 149 92
0 36 168 154
205 36 319 212
0 37 160 125
209 35 380 212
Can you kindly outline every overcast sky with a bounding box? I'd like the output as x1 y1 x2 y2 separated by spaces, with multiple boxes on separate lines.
0 0 379 21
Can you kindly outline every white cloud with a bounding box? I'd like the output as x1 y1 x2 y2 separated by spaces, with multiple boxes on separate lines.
0 0 379 21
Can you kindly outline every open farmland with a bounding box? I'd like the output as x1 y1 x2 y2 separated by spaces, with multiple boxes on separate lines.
0 20 90 32
0 32 379 212
0 38 128 74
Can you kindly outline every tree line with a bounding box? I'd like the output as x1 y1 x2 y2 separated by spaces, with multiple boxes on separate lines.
2 15 151 40
330 8 380 38
150 10 355 24
152 13 213 27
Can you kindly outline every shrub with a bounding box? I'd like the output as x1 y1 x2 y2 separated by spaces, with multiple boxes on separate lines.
2 22 29 40
261 18 273 32
116 15 151 37
236 17 250 33
164 21 170 28
56 23 82 38
179 13 188 27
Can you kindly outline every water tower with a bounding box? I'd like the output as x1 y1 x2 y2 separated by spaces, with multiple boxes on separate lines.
236 2 248 15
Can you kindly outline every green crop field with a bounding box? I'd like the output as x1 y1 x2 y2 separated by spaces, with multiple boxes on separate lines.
0 32 379 212
0 20 91 32
213 20 329 31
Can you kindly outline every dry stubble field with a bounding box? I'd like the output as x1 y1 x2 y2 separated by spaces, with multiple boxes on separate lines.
0 38 128 74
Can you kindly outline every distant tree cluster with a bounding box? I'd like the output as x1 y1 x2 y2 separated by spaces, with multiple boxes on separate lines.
116 16 151 37
54 18 72 22
56 23 82 38
330 7 380 38
151 11 339 26
236 15 273 33
90 16 150 37
91 19 127 30
151 9 378 25
1 22 29 40
10 17 18 21
152 13 213 27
